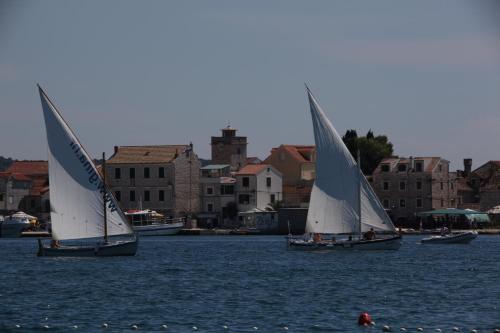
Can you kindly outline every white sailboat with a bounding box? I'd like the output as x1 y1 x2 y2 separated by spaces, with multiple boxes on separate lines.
288 86 401 250
36 85 138 256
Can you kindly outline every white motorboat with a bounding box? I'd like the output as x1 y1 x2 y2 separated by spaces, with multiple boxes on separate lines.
288 86 401 251
36 85 137 257
125 210 184 236
1 211 35 238
421 231 477 244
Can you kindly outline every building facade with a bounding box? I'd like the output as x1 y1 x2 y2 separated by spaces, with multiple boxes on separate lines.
263 145 315 207
211 126 247 171
372 157 457 227
106 145 200 217
198 164 237 227
234 164 282 212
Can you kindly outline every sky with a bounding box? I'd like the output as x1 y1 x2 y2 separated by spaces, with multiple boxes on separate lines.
1 0 500 170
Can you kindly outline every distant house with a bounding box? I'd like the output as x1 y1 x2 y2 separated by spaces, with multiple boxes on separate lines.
372 156 457 227
105 144 200 217
263 145 315 207
234 164 282 212
198 164 236 228
0 161 50 218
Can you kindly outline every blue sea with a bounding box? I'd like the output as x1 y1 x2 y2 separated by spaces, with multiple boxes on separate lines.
0 235 499 332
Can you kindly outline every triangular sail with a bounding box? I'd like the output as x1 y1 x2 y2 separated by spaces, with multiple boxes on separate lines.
38 86 133 241
305 87 395 234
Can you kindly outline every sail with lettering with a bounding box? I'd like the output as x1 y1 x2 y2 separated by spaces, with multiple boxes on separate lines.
305 86 396 235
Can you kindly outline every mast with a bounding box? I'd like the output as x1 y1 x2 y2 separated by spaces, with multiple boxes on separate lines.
357 149 362 240
103 152 108 243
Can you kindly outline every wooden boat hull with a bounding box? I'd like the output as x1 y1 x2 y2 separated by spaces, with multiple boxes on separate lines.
421 231 477 244
133 222 184 236
288 234 402 251
37 238 138 257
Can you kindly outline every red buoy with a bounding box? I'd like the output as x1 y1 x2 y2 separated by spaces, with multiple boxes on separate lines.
358 312 372 326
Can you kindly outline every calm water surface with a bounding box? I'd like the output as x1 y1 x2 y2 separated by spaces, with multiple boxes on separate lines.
0 235 499 332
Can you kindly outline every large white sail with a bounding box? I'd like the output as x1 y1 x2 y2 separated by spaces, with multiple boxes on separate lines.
38 86 133 241
305 87 395 234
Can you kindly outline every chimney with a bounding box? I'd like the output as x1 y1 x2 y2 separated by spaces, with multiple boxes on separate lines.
114 146 119 154
463 158 472 176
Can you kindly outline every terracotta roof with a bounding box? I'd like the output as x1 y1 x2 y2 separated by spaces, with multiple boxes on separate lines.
235 164 271 175
107 145 189 164
5 161 48 175
269 145 316 163
0 172 32 181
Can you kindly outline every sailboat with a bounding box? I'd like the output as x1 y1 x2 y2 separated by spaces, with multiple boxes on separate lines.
288 86 401 250
36 85 138 256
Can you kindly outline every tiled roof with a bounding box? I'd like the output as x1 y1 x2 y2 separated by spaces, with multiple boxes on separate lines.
5 161 48 175
235 164 270 175
269 145 315 163
0 172 31 181
107 145 189 164
376 157 444 173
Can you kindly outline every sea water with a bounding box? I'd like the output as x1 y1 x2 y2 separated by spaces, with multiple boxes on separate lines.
0 235 498 332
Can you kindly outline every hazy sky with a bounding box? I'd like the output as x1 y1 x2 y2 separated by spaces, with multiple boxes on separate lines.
1 1 500 170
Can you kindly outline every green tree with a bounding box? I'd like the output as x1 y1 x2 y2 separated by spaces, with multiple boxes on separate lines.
342 130 393 175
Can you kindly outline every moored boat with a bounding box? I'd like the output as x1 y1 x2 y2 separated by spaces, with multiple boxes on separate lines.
125 209 184 236
288 86 401 251
1 211 36 238
421 231 477 244
36 85 138 257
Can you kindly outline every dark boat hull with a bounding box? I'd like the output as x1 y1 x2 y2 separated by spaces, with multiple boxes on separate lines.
37 238 138 257
421 231 477 244
288 234 402 251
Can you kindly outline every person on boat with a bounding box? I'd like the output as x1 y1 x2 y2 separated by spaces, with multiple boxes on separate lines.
313 233 322 243
50 240 60 248
363 228 376 240
440 226 450 236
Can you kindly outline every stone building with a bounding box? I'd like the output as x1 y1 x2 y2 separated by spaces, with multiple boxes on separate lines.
372 157 458 227
211 126 247 171
263 145 315 207
105 145 200 217
198 164 237 227
455 159 500 211
0 161 50 218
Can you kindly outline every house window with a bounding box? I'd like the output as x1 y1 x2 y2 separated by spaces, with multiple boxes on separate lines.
129 168 135 179
270 194 276 204
144 167 150 178
144 190 150 202
159 167 165 178
30 199 36 207
400 199 406 208
416 180 422 190
220 185 234 195
239 194 250 204
383 181 390 191
266 177 272 187
159 190 165 202
440 182 444 190
115 191 121 202
206 187 214 195
438 164 443 172
383 199 389 209
416 198 422 208
237 148 241 154
415 161 423 172
0 194 3 201
398 164 407 172
207 203 213 212
450 182 454 190
114 168 121 179
399 181 406 191
242 177 249 187
130 190 136 202
8 196 13 204
381 164 390 172
440 198 444 207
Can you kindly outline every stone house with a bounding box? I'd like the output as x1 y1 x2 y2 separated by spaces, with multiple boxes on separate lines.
263 145 315 207
105 145 200 217
211 126 247 171
0 161 50 218
234 164 282 212
198 164 237 227
372 157 458 227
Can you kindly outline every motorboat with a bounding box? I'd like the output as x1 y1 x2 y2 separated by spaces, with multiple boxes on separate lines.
125 209 184 236
421 231 477 244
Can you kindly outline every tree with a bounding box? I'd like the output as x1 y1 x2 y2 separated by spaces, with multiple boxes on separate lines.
342 130 393 175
